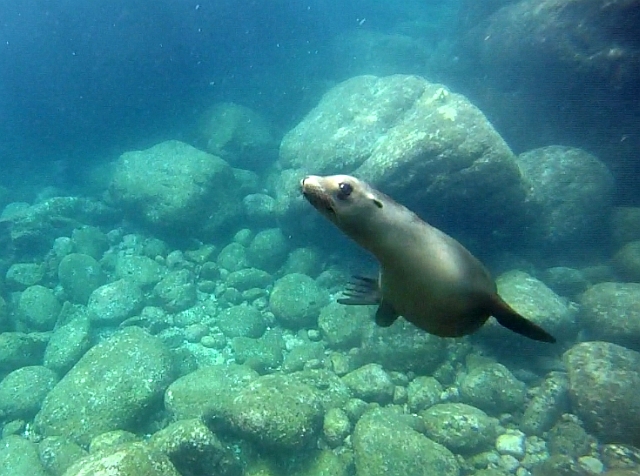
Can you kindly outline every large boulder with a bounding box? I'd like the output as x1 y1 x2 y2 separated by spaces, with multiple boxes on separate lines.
109 140 242 238
34 327 174 446
275 74 530 242
564 341 640 447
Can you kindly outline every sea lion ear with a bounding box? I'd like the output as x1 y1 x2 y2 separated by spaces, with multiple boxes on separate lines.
366 192 383 208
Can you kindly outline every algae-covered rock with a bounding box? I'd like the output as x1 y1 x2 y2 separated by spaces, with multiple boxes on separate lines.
43 316 91 374
547 420 594 458
269 273 329 329
323 408 352 448
71 226 109 260
62 442 180 476
352 407 459 476
342 363 395 404
115 254 166 289
38 436 88 476
231 331 284 374
521 371 570 436
5 262 45 289
109 140 242 237
18 284 61 331
153 269 197 313
579 282 640 351
217 242 249 272
564 341 640 447
57 253 106 304
0 365 58 420
34 327 174 446
225 268 272 292
247 228 289 273
318 301 370 349
0 331 48 373
216 304 267 338
459 362 526 415
88 279 145 325
148 419 242 476
282 341 325 373
0 435 49 476
420 403 499 454
165 364 259 420
407 376 443 413
209 373 323 452
612 240 640 282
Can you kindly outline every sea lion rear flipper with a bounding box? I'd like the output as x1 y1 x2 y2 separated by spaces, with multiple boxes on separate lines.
337 275 381 305
491 297 556 343
375 300 399 327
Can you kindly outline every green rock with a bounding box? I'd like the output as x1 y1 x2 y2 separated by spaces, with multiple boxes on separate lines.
71 226 109 260
352 407 459 476
269 273 329 329
58 253 106 304
0 435 49 476
88 279 145 325
0 332 48 373
280 247 323 277
164 364 258 420
231 331 284 374
34 327 174 447
43 316 91 374
216 304 267 338
323 408 352 448
216 243 248 272
63 442 180 476
247 228 289 272
287 369 352 412
5 262 45 289
90 430 140 453
282 341 326 373
38 436 88 476
318 301 369 349
0 365 58 420
460 362 526 414
420 403 499 454
212 373 323 451
225 267 272 291
342 363 394 404
407 376 443 413
148 419 242 476
18 285 61 331
547 420 594 458
115 255 166 289
154 270 197 313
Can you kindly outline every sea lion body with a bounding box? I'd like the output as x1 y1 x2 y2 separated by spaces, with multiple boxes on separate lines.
301 174 555 342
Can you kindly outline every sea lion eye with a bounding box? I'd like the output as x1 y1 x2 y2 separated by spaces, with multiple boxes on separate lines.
337 182 353 200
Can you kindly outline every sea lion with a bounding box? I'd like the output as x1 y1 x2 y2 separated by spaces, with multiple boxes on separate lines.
300 174 555 343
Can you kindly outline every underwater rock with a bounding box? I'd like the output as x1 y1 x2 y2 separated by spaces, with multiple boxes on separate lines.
207 372 324 452
57 253 106 305
225 267 272 292
612 240 640 282
34 327 174 447
164 364 259 421
38 436 88 476
43 315 91 374
420 402 499 455
199 102 277 170
281 341 325 373
317 301 370 350
564 341 640 447
547 419 595 459
246 227 290 273
216 242 249 272
490 270 578 341
109 140 242 238
71 225 109 260
153 269 197 313
62 442 180 476
18 284 62 331
231 330 284 374
276 74 529 243
342 363 395 404
355 319 446 374
242 193 277 225
520 371 570 436
516 146 614 254
5 262 45 290
115 254 166 289
323 408 352 448
0 331 48 373
269 273 329 329
407 376 444 413
215 304 268 339
148 419 242 476
0 365 58 421
0 435 49 476
88 279 145 325
459 361 526 415
352 407 460 476
579 282 640 351
280 247 324 278
611 207 640 248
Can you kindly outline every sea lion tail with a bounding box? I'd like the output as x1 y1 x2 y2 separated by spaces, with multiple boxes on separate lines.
490 297 557 343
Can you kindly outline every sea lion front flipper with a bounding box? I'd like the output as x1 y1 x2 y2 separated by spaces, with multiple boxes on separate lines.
337 275 381 305
490 297 556 343
375 300 399 327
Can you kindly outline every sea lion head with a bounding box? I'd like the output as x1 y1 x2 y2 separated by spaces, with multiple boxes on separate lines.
300 175 384 242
